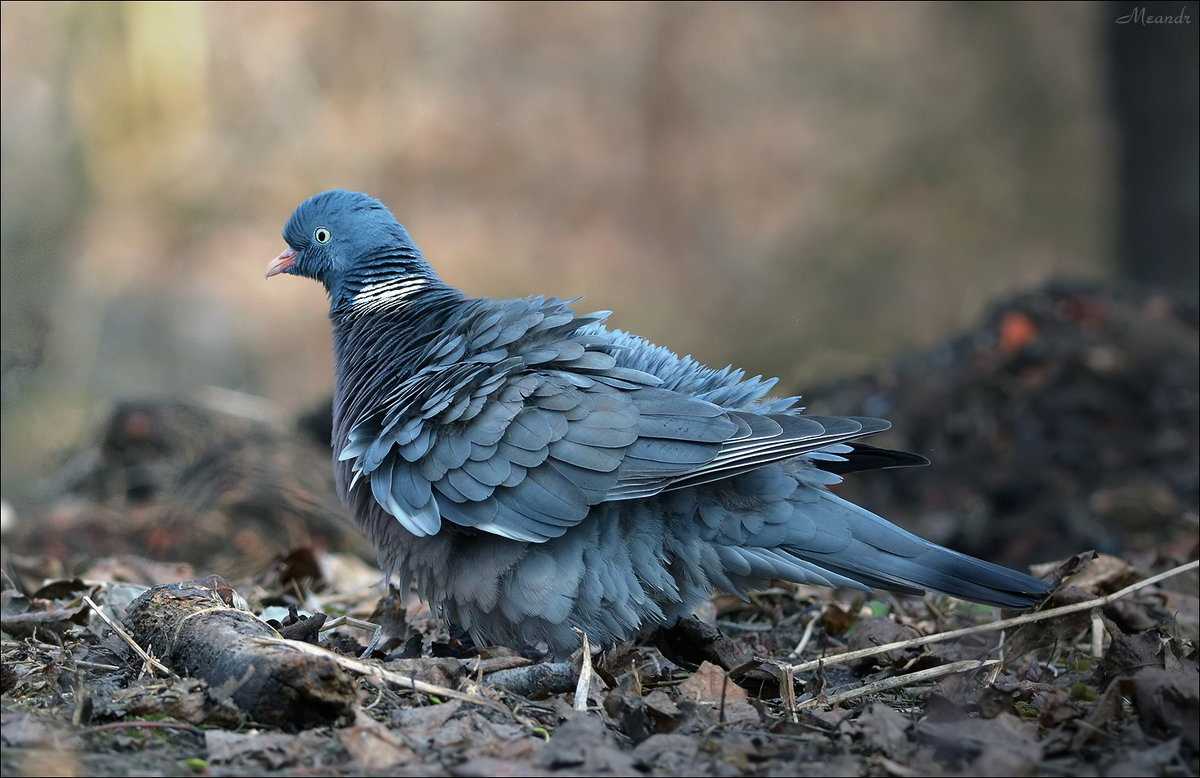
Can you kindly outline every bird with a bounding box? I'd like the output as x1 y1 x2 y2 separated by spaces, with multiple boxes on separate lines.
266 189 1052 657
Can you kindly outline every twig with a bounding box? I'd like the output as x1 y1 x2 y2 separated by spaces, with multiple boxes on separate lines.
779 662 799 723
798 659 1000 709
788 606 824 661
80 720 204 737
82 594 173 678
319 613 384 658
788 559 1197 675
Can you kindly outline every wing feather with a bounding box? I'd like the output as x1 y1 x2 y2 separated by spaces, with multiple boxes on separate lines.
342 296 903 544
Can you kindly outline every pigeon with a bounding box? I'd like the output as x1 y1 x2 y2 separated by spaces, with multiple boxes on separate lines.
267 189 1052 657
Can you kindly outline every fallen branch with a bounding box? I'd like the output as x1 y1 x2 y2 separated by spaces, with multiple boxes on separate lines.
123 578 356 731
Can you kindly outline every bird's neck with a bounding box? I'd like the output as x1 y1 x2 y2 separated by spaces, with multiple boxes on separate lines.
330 275 465 350
328 279 466 424
326 249 440 314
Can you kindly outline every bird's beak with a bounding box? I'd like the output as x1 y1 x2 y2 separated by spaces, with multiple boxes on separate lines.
265 247 298 278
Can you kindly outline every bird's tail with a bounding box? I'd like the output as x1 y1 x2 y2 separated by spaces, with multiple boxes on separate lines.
711 485 1052 608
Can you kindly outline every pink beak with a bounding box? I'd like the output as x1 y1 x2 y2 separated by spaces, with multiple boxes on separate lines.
265 247 298 278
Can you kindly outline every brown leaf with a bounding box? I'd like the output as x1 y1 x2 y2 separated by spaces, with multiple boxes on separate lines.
821 601 860 635
206 729 334 771
850 702 914 758
919 711 1043 774
338 710 418 771
1095 615 1166 684
4 605 86 635
677 661 748 707
630 733 699 774
845 617 921 671
1131 666 1200 750
1061 552 1143 593
534 714 636 774
677 661 759 726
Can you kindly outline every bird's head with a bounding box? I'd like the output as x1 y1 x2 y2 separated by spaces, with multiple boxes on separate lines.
266 190 431 311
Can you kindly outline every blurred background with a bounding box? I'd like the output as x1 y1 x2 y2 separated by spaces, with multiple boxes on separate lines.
2 1 1196 515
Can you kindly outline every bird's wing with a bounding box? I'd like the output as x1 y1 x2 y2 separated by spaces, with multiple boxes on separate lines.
338 299 893 543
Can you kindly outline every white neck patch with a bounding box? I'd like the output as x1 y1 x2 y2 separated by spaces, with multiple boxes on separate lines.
350 276 430 312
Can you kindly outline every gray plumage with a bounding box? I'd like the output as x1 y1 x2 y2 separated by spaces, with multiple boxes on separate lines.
267 189 1052 657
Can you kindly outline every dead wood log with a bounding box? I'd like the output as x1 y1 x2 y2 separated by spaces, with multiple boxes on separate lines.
123 576 355 731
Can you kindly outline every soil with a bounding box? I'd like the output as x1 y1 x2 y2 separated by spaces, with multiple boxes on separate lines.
2 280 1197 777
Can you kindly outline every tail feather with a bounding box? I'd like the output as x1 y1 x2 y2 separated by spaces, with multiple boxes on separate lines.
728 487 1053 608
813 442 931 475
806 540 1052 608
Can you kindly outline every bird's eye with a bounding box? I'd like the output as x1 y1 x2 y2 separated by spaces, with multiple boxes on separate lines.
314 227 331 244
